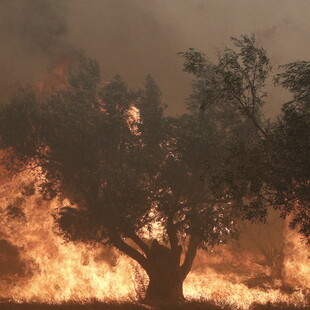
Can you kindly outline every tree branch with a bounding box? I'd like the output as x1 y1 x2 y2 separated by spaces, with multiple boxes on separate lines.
167 216 178 251
181 235 200 278
244 108 269 139
167 215 182 265
128 233 150 258
227 86 269 139
110 233 149 270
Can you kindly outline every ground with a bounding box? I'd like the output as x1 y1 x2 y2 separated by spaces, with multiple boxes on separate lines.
0 301 308 310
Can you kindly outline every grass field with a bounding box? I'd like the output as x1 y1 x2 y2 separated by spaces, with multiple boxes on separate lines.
0 301 308 310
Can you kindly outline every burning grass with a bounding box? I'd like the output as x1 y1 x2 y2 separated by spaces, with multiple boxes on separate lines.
0 171 309 309
0 301 308 310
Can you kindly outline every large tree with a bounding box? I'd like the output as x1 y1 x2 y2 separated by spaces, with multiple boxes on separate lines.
2 34 306 304
0 55 248 303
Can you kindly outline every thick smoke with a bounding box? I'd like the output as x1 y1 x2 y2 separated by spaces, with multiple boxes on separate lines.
0 0 75 99
1 0 310 113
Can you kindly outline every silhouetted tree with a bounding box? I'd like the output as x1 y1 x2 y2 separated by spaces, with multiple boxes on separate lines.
237 211 286 283
0 59 242 304
179 34 309 243
2 34 308 304
268 61 310 241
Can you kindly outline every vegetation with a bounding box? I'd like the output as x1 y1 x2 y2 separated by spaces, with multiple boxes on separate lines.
180 34 309 243
0 35 309 305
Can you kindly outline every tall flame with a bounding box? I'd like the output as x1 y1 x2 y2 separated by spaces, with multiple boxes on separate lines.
0 62 308 308
0 170 137 303
0 169 308 308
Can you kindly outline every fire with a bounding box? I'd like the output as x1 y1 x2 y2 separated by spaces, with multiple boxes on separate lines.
184 257 307 309
0 170 137 303
127 105 141 136
35 61 70 99
0 169 309 308
283 225 310 289
0 61 308 308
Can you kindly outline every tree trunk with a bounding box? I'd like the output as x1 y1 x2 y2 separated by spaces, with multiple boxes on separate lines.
144 240 185 305
270 252 285 280
145 271 184 305
111 234 199 305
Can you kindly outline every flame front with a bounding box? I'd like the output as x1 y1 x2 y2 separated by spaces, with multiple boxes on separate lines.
0 169 309 308
0 61 308 309
0 170 137 303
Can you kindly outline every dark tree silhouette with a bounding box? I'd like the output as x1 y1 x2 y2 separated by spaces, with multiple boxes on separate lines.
1 35 308 304
179 34 310 244
0 56 245 303
269 62 310 241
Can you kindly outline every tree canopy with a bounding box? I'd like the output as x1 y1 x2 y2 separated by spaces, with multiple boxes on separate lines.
0 57 245 303
0 35 309 304
179 34 309 243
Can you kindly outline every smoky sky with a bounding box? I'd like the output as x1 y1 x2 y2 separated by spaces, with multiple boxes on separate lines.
1 0 310 115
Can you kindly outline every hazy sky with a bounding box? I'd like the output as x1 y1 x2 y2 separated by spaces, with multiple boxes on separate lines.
1 0 310 115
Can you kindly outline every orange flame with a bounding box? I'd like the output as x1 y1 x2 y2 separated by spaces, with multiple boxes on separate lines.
0 63 308 308
35 61 70 99
0 170 308 308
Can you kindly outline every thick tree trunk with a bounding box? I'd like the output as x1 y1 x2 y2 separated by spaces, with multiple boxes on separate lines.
145 271 184 304
111 233 199 305
144 240 185 305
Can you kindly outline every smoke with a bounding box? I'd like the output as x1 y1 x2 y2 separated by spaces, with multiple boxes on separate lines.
1 0 310 113
0 0 75 99
0 1 309 305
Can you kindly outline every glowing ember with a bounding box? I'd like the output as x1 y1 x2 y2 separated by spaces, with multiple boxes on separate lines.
127 105 141 136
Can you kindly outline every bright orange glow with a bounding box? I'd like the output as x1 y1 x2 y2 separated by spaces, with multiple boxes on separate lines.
0 63 308 308
36 61 70 99
0 170 308 308
127 105 141 135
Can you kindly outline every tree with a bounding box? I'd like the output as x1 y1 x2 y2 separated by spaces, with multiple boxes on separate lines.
237 211 286 284
3 34 307 304
179 34 271 138
267 61 310 242
179 35 310 243
0 58 245 304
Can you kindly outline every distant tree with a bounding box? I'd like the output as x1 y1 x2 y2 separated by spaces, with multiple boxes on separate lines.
0 59 244 304
238 211 286 283
179 35 310 243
